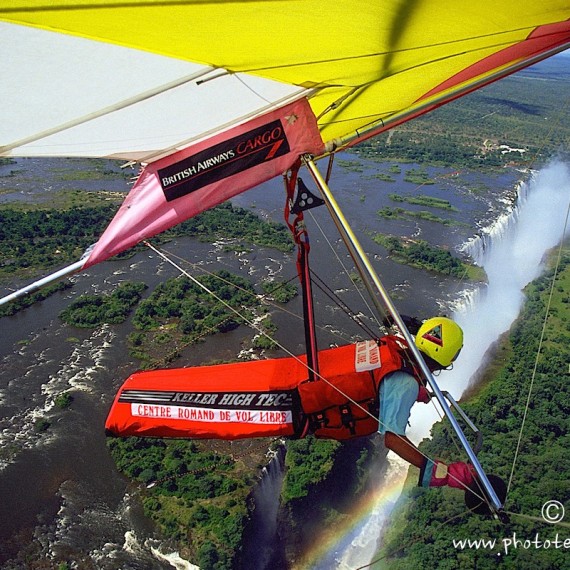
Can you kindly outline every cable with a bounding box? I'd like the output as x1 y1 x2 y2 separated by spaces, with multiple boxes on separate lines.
307 209 384 331
152 243 360 347
310 269 380 340
506 199 570 496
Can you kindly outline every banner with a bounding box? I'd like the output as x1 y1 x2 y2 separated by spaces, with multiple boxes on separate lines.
84 97 324 268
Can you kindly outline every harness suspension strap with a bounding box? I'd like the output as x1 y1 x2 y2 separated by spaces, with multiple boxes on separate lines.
284 163 322 381
298 234 319 380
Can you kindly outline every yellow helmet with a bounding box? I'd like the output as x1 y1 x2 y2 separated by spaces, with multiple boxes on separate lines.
415 317 463 368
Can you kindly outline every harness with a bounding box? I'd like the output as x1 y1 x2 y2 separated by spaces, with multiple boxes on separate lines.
284 167 426 440
298 336 424 439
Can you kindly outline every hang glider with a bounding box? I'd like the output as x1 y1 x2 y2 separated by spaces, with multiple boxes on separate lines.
1 2 569 272
2 1 570 521
1 2 569 160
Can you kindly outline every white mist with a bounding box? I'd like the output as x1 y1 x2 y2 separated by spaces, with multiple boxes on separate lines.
410 160 570 439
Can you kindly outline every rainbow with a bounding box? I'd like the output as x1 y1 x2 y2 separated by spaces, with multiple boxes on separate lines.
293 456 411 570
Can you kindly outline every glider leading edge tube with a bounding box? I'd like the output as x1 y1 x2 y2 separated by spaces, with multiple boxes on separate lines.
0 258 86 307
304 156 505 517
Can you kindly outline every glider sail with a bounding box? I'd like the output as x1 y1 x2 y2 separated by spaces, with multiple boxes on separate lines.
83 98 324 267
1 2 569 161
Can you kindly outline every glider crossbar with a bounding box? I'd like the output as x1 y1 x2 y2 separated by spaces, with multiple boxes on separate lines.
0 256 88 306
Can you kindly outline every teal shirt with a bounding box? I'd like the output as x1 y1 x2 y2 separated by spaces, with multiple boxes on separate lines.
378 370 419 436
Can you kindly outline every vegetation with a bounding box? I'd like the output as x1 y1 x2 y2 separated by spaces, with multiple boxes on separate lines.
261 279 298 303
377 206 463 227
128 268 256 340
282 438 341 502
0 201 293 286
371 234 486 281
364 172 396 182
129 270 269 367
34 418 50 432
54 392 73 409
107 437 263 569
0 281 72 318
389 194 458 211
251 317 278 350
166 202 293 253
376 248 570 569
404 167 435 185
352 60 570 169
337 159 365 172
59 281 147 328
0 205 117 281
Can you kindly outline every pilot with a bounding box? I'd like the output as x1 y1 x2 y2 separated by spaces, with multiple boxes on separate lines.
380 316 476 489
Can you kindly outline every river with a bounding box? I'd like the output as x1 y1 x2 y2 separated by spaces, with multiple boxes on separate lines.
0 154 523 568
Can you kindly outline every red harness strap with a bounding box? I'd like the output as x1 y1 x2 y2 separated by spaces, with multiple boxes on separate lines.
298 336 424 439
284 162 320 379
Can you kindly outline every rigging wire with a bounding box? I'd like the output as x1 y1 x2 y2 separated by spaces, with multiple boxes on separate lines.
143 240 489 499
505 510 570 530
149 243 361 348
310 269 380 340
307 209 384 331
506 197 570 496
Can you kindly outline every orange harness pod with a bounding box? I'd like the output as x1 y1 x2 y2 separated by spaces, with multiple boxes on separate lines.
105 337 423 442
298 336 419 439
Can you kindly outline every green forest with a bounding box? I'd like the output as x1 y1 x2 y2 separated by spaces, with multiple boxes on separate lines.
59 281 147 327
0 200 293 286
371 233 486 281
375 247 570 569
107 436 272 569
353 60 570 169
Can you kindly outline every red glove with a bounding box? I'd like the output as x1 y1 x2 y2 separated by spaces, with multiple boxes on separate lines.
420 459 476 488
416 385 431 403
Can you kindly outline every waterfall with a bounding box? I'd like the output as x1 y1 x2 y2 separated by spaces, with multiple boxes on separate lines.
410 160 570 439
462 177 528 265
241 446 286 569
